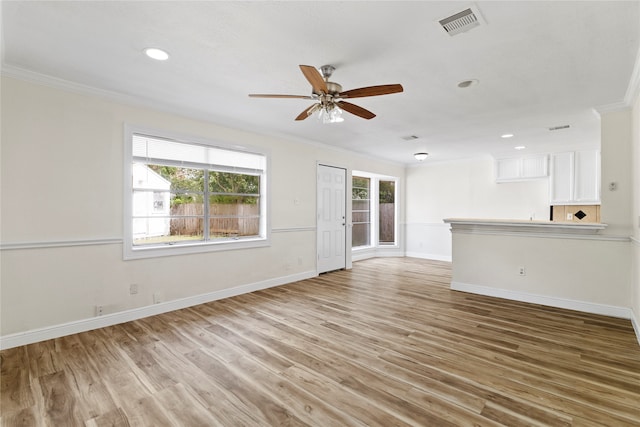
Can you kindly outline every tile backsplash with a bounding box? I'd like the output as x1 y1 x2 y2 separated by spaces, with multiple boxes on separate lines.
551 205 600 223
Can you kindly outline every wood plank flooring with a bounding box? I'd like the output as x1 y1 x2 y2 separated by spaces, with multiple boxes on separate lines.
2 257 639 426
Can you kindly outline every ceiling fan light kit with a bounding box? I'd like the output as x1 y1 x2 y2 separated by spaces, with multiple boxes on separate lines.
318 104 344 124
249 64 403 123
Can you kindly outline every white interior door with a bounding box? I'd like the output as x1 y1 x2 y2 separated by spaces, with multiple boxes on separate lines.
317 165 347 273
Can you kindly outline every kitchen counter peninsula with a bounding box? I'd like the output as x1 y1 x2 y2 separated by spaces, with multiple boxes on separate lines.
442 217 632 320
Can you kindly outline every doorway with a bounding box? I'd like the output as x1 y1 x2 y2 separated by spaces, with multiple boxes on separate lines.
317 164 347 273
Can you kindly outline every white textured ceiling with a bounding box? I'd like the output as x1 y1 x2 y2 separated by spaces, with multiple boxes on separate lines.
2 1 639 165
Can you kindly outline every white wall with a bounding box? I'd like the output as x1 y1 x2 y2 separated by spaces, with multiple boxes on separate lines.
600 110 634 237
0 76 405 342
631 91 640 336
405 157 550 260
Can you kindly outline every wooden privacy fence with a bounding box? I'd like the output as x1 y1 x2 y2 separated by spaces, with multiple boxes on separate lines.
170 203 259 236
352 203 395 246
379 203 395 243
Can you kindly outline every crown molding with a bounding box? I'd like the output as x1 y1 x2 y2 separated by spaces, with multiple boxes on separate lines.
1 64 144 106
593 101 631 115
592 44 640 114
624 43 640 106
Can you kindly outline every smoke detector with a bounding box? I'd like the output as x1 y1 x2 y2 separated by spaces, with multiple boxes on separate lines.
438 6 485 36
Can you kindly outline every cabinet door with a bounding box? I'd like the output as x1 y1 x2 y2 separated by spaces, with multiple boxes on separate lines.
495 155 548 182
522 155 548 178
550 152 573 203
574 150 600 202
495 158 520 181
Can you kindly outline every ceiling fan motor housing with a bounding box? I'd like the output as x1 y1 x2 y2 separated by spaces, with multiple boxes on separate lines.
325 81 342 95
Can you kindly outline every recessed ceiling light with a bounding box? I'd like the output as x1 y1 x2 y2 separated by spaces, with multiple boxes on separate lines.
457 79 478 88
144 47 169 61
501 133 514 138
514 145 526 150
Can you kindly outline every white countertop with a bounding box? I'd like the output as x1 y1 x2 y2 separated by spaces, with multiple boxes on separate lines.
443 218 608 235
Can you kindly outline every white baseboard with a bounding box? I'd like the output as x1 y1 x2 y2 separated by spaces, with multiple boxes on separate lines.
405 252 452 262
352 248 404 262
632 310 640 347
451 281 634 320
0 270 317 350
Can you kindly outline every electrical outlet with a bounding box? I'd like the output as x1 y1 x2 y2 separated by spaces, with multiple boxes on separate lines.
130 283 138 295
96 305 104 316
518 267 526 276
153 292 164 304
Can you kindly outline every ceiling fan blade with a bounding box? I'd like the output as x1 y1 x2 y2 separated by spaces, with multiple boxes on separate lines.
295 104 320 121
300 65 328 94
249 94 314 99
338 84 404 99
336 101 376 120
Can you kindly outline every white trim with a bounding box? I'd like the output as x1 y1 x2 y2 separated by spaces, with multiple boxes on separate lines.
125 238 271 260
443 218 631 242
451 281 633 319
0 270 317 350
405 252 452 262
0 227 317 250
631 236 640 246
272 226 315 233
352 247 404 262
444 218 607 233
405 222 451 228
2 65 147 108
0 238 122 250
624 43 640 106
450 229 629 242
594 101 632 114
631 311 640 347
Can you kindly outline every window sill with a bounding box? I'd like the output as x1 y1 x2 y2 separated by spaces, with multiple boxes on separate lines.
124 236 269 260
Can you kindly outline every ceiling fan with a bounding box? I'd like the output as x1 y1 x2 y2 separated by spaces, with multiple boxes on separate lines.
249 65 403 123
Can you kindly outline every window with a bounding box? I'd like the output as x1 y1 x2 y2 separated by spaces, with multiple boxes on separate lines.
124 128 268 259
352 177 371 247
352 173 398 248
379 180 395 245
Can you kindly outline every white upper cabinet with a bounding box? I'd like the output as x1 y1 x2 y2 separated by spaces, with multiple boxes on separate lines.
573 150 600 202
550 152 573 202
550 150 600 204
495 154 548 182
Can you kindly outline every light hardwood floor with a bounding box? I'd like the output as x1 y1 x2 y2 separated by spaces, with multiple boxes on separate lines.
1 258 639 426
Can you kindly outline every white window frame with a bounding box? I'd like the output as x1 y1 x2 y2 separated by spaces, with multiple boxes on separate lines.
377 178 397 246
351 176 371 248
352 171 399 250
123 125 270 260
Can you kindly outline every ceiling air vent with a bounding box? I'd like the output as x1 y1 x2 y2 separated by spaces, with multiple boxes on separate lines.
548 125 571 131
401 135 420 141
439 7 483 36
